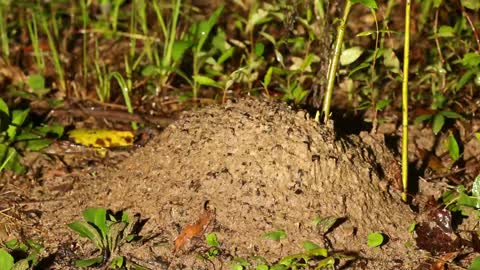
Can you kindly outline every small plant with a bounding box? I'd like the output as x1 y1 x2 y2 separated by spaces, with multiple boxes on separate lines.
230 240 354 270
0 239 44 270
0 97 64 173
367 232 385 247
67 207 143 269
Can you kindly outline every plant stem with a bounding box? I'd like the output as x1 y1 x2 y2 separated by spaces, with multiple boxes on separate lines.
323 0 352 123
401 0 411 202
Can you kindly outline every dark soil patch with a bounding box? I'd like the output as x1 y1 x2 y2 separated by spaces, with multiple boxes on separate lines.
29 98 426 269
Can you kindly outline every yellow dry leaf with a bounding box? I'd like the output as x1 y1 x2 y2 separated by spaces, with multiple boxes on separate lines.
68 129 134 149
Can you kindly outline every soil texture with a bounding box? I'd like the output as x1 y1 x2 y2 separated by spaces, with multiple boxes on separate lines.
29 98 426 269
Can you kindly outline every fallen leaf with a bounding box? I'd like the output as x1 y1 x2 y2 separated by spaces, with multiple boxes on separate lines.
173 210 214 253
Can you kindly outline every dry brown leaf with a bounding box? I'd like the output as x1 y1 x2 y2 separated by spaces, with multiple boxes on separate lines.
173 210 214 253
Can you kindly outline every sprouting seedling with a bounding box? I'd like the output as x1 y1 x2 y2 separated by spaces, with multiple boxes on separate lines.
67 207 140 268
0 239 44 270
367 232 385 247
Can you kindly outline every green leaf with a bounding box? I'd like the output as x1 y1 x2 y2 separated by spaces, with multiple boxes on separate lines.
462 0 480 10
196 5 224 51
263 230 286 241
437 25 455 37
433 0 443 8
193 75 222 88
476 133 480 142
206 233 220 247
367 232 384 247
110 256 124 268
256 265 269 270
26 139 53 151
254 42 265 57
432 114 445 135
263 67 274 89
217 47 235 64
2 147 25 174
172 40 192 62
457 69 476 90
447 133 460 161
67 221 104 249
351 0 378 9
414 114 433 124
303 240 320 251
83 208 108 239
0 249 14 270
375 99 391 111
407 223 416 233
472 175 480 208
141 65 158 77
0 97 9 116
439 111 463 119
340 46 364 66
75 256 104 268
27 74 45 90
307 247 328 257
462 52 480 68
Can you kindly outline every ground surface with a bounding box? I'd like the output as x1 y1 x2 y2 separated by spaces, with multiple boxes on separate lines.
9 98 432 269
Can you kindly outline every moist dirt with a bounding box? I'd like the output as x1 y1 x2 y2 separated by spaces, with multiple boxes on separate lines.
22 98 427 269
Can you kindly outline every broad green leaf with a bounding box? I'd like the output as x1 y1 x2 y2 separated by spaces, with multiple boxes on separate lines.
307 247 328 257
457 69 476 90
67 221 104 249
375 99 391 111
110 256 124 268
27 74 45 90
0 249 14 270
196 5 224 51
141 65 158 77
457 192 479 208
172 40 192 62
263 67 274 88
367 232 384 247
246 8 270 33
3 147 25 174
447 133 460 161
440 111 463 119
433 0 443 8
462 52 480 68
475 133 480 142
35 124 64 137
83 208 108 239
471 256 480 270
432 114 445 135
348 62 370 76
4 239 18 249
437 25 455 37
217 47 235 64
414 114 433 124
472 175 480 208
316 256 335 268
340 46 364 66
303 240 320 251
206 233 220 247
256 265 269 270
232 257 250 266
0 97 9 116
263 230 286 241
193 75 222 88
351 0 378 9
26 139 52 151
11 109 29 126
254 42 265 57
75 256 104 268
462 0 480 10
407 223 416 233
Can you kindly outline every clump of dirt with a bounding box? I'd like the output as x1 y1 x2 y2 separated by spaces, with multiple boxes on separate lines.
34 98 425 269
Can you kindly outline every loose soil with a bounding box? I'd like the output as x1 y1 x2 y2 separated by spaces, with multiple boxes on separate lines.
21 98 428 269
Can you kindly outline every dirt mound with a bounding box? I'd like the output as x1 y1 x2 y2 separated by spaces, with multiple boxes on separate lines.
36 98 424 269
